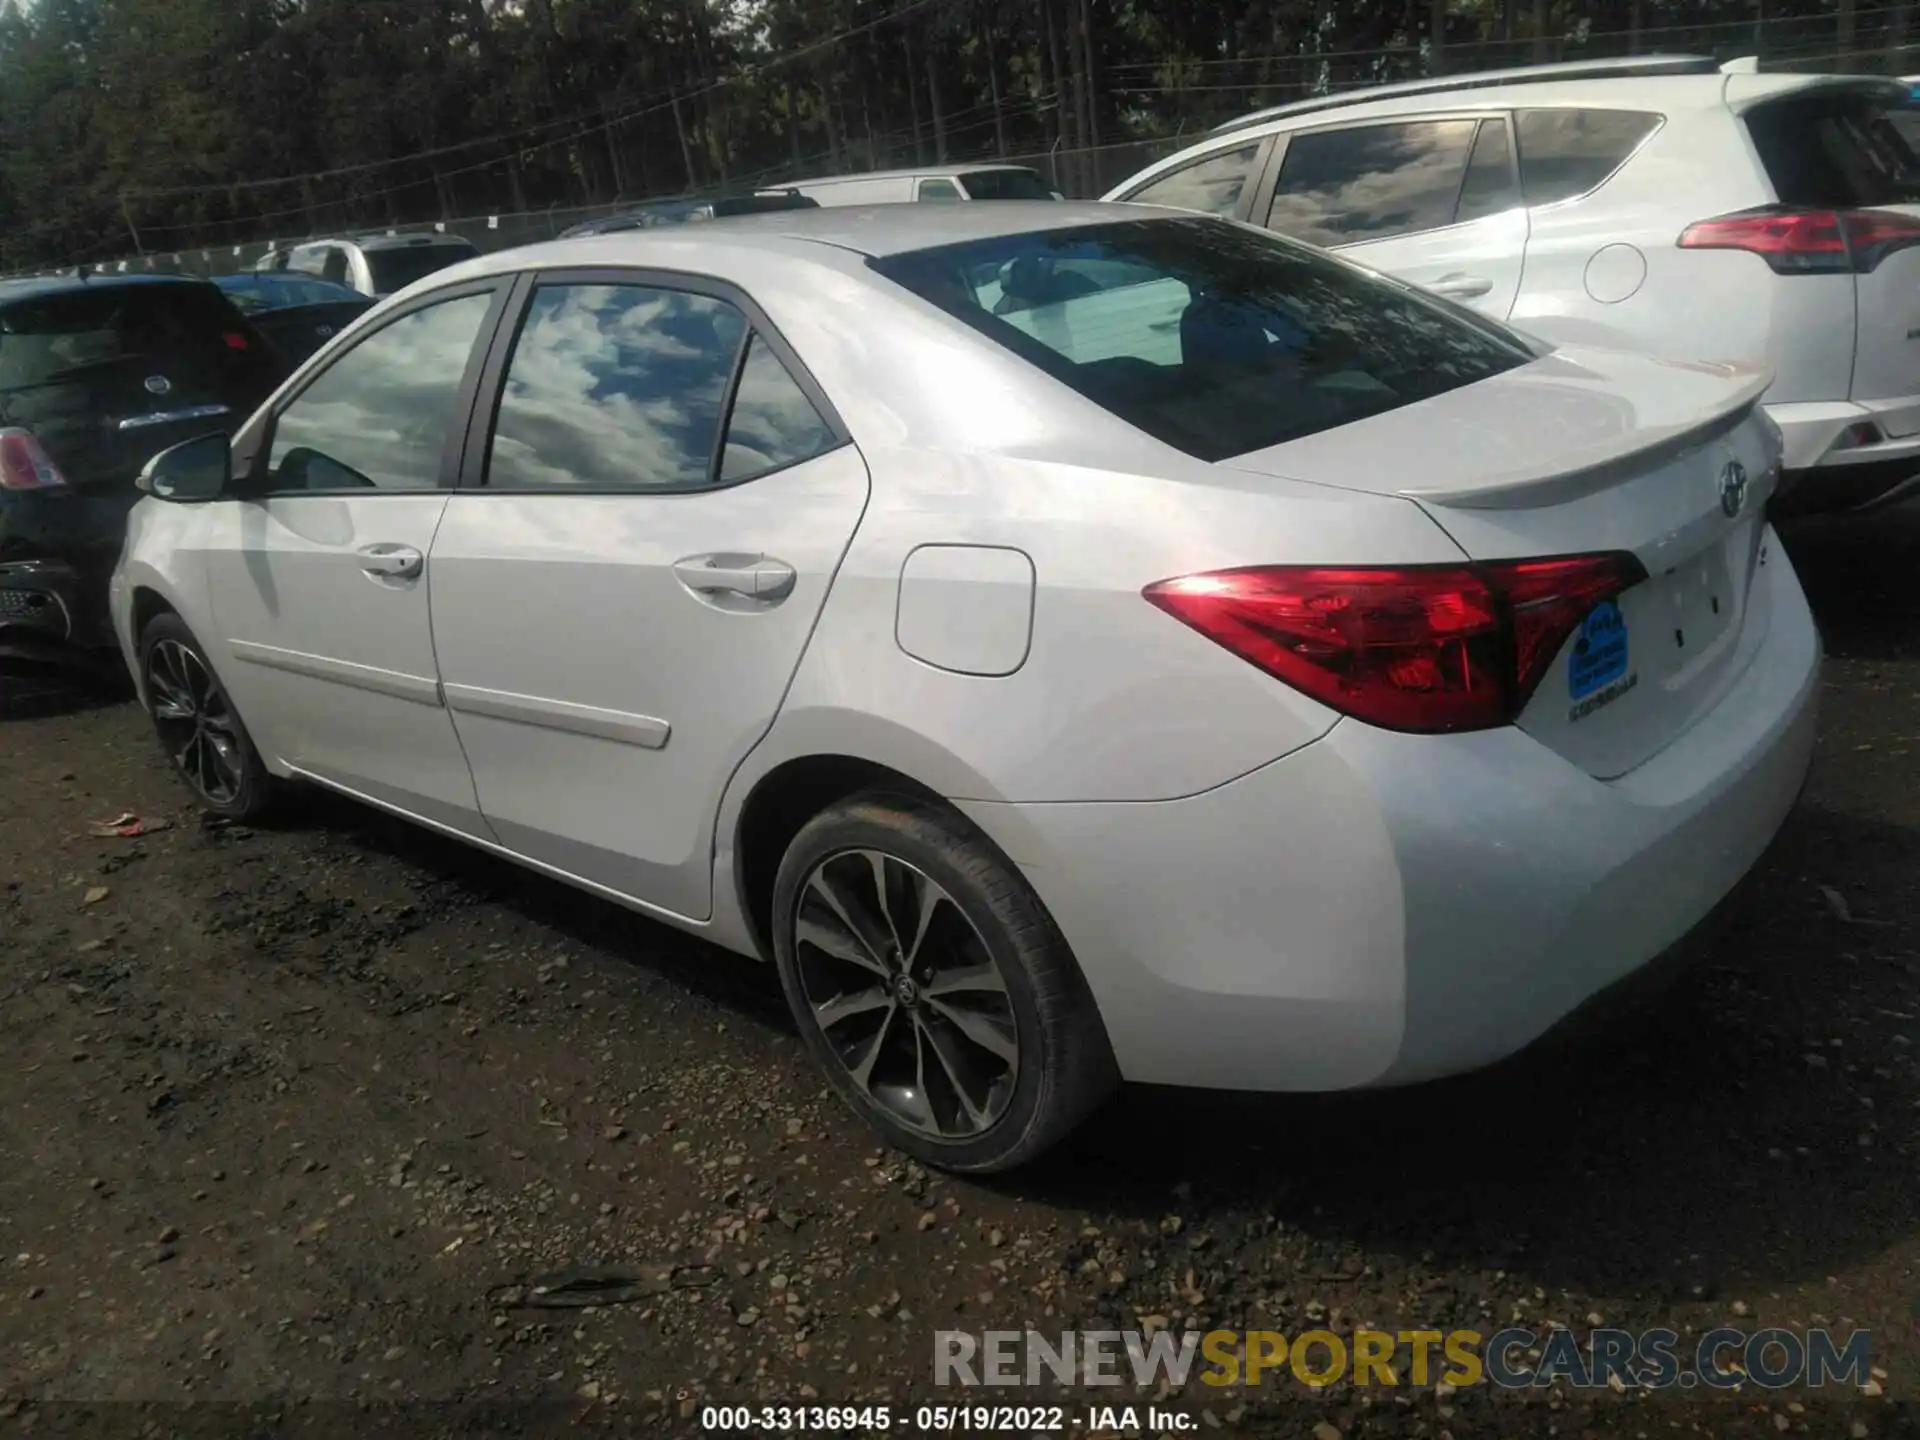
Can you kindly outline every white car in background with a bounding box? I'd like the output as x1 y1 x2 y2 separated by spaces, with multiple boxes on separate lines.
255 233 483 299
111 204 1817 1171
1108 55 1920 515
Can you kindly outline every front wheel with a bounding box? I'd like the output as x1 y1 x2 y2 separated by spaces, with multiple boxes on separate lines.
138 613 275 821
771 791 1117 1173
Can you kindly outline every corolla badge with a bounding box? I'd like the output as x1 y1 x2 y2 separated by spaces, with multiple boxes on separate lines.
1718 457 1749 519
143 375 171 397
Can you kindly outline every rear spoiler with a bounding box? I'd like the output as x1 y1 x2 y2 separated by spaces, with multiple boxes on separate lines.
1399 365 1774 510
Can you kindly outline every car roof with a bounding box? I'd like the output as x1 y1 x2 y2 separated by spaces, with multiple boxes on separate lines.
785 162 1041 186
1202 59 1906 138
294 233 478 252
0 273 215 305
447 200 1153 279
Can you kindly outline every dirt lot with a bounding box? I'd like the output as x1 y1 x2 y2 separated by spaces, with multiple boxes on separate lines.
2 512 1919 1439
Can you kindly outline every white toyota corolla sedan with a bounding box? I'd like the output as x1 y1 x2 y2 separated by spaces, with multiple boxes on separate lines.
112 202 1819 1172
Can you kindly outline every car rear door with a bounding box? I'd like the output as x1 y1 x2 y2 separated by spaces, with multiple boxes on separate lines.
1252 114 1530 319
426 268 869 920
1741 82 1920 432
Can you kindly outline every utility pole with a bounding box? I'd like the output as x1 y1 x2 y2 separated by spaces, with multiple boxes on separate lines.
119 195 146 257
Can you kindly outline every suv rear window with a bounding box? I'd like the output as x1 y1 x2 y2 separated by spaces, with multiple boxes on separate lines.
959 168 1055 201
1745 92 1920 208
0 282 279 398
870 218 1533 462
366 242 481 294
1514 109 1661 205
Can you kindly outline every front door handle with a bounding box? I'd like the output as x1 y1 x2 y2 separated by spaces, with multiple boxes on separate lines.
358 543 424 580
673 553 796 602
1428 273 1494 299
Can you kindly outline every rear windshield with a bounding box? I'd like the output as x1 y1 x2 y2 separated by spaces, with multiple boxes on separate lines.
1745 93 1920 207
0 282 279 396
366 243 480 294
960 168 1055 201
868 218 1533 462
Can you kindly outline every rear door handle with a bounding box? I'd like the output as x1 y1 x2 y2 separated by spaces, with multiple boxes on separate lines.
1428 274 1494 299
673 553 796 602
358 543 424 580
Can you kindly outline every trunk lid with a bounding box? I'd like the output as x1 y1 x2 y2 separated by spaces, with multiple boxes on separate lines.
1223 344 1781 778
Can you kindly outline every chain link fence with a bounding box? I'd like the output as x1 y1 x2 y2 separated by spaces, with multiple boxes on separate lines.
17 137 1188 282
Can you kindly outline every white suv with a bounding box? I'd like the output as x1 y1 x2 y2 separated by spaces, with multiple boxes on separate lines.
1107 55 1920 515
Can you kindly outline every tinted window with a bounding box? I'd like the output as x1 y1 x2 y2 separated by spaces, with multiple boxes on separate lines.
871 218 1532 463
365 243 481 294
1266 119 1478 246
1514 109 1660 206
266 290 492 492
1745 94 1920 208
960 168 1055 200
1126 144 1263 217
486 283 748 490
0 283 279 402
719 334 837 482
1889 105 1920 153
1456 118 1521 223
918 178 964 202
319 249 350 286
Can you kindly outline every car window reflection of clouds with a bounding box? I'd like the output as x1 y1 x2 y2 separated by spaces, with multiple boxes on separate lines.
489 285 743 489
272 292 492 490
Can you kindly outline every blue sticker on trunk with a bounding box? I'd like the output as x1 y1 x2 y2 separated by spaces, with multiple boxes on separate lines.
1568 600 1629 701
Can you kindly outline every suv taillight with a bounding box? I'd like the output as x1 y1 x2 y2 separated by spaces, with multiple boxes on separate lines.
1143 555 1647 734
0 429 70 491
1677 206 1920 274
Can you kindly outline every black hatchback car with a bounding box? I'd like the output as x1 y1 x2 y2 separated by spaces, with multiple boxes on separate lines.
0 274 283 676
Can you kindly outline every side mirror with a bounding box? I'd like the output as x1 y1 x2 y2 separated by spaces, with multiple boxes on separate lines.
136 432 231 502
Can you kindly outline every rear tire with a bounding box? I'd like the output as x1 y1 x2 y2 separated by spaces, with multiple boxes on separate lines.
771 790 1117 1173
138 613 275 821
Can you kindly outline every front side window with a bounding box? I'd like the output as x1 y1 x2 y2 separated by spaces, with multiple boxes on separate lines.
265 290 493 492
871 218 1532 463
1124 143 1264 217
1266 119 1480 246
1514 108 1661 206
485 282 835 491
1456 118 1523 223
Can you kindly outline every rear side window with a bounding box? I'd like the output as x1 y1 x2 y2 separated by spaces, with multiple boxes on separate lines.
1125 143 1264 217
918 178 964 202
870 218 1533 463
1266 119 1480 245
366 243 481 294
1514 109 1660 206
485 283 836 491
959 168 1055 201
1745 93 1920 208
0 283 279 400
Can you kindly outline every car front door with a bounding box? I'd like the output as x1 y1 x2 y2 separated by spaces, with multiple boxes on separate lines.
200 279 511 836
1255 115 1530 319
426 270 868 919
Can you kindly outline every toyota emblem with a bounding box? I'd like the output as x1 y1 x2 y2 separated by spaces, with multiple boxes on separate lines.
1718 458 1749 519
143 374 171 397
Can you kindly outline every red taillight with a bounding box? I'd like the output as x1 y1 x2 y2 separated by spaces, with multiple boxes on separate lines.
0 428 70 491
1143 554 1647 734
222 331 250 350
1678 206 1920 274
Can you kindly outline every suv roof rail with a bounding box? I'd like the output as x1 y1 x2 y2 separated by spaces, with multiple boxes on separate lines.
1209 53 1720 136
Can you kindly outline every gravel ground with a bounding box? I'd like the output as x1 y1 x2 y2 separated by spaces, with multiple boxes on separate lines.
2 512 1918 1438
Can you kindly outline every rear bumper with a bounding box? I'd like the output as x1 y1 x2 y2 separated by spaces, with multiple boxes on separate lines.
1767 399 1920 513
0 557 117 671
959 533 1821 1092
